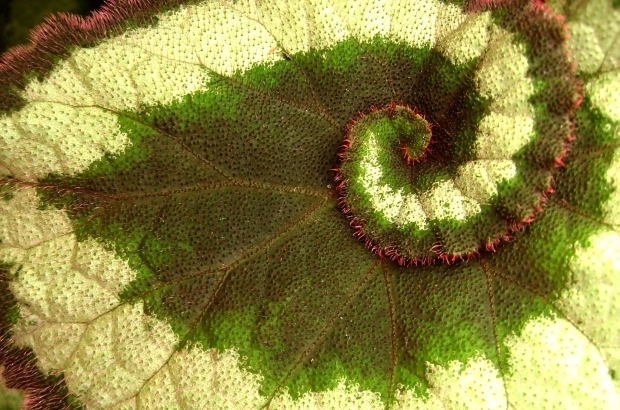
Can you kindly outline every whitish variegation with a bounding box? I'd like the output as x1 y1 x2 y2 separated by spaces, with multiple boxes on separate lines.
0 0 619 409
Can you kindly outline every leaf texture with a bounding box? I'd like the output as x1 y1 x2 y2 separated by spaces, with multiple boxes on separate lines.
0 0 619 409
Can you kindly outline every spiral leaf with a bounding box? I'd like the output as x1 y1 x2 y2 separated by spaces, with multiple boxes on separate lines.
0 0 619 409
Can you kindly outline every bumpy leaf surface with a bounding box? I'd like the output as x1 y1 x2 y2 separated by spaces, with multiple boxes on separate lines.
0 0 619 409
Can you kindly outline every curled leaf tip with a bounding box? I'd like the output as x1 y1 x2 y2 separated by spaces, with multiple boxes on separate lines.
0 0 619 409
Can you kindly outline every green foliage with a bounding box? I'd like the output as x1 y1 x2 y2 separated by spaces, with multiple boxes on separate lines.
1 0 619 408
0 375 23 410
34 29 595 404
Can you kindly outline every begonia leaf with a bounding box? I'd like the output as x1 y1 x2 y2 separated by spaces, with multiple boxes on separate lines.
0 0 619 409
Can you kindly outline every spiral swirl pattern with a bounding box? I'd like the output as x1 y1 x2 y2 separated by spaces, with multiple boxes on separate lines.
332 8 573 264
1 0 619 409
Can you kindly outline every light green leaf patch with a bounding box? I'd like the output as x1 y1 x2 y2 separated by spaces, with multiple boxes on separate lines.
3 187 618 408
1 0 620 409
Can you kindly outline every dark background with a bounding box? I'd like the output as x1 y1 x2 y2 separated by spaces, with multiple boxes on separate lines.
0 0 105 54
